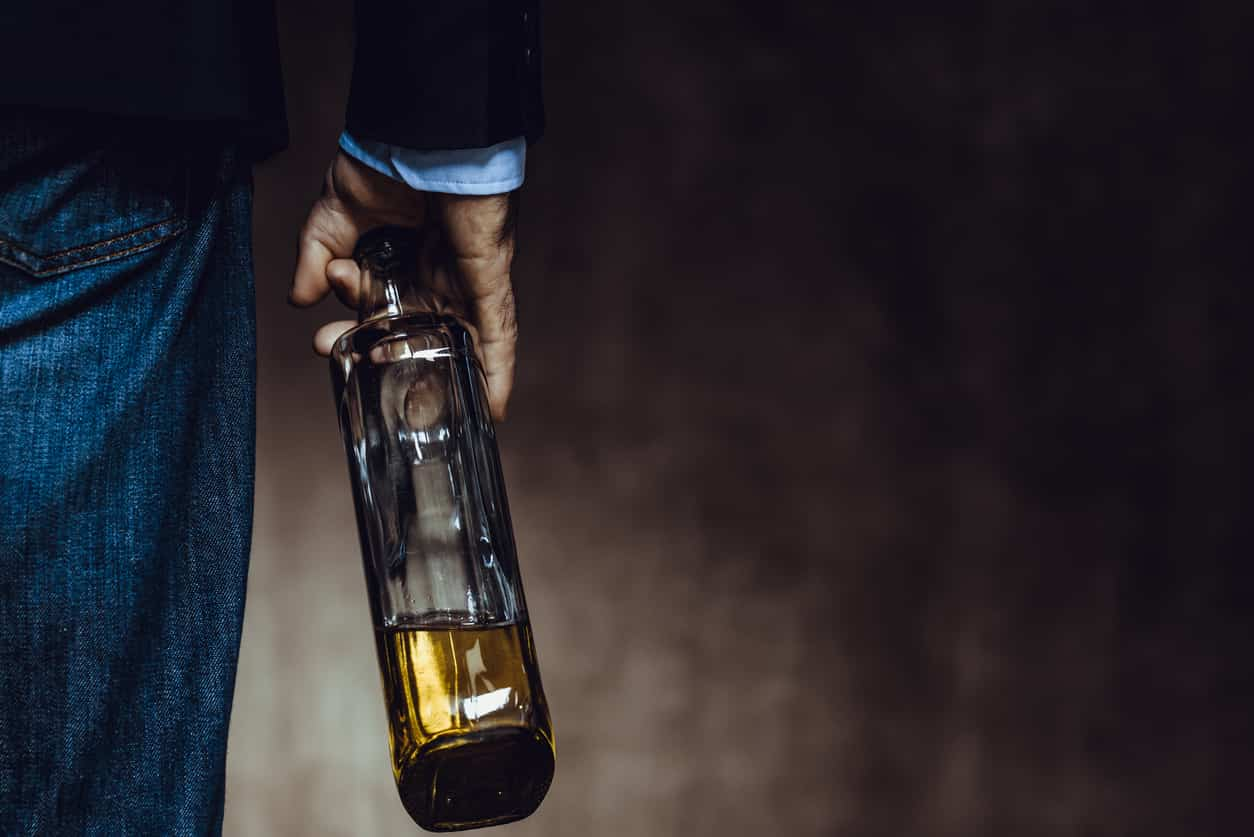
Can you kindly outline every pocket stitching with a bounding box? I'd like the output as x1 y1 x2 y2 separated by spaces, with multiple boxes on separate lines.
0 216 187 278
0 214 182 260
0 153 192 280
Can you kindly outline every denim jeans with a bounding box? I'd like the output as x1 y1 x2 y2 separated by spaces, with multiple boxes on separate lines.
0 111 255 835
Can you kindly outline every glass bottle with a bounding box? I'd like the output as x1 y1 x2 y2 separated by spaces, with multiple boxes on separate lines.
329 226 554 831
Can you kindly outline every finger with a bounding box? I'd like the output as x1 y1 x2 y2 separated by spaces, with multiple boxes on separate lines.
327 258 361 309
290 230 336 307
435 195 518 421
417 227 470 317
469 281 517 421
466 279 517 422
313 320 359 357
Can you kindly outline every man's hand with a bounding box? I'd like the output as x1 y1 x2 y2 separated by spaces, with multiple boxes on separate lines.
290 150 520 420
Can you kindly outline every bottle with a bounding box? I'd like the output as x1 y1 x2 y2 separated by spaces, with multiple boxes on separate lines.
329 226 555 831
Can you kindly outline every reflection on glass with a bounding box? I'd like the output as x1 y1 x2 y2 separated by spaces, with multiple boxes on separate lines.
331 227 554 831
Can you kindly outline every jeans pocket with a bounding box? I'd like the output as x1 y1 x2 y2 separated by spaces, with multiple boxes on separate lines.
0 115 189 279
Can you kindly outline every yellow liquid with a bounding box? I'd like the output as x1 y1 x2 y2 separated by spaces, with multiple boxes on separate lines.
374 622 555 831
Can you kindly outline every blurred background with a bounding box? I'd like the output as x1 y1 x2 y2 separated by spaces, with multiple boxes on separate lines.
225 2 1249 835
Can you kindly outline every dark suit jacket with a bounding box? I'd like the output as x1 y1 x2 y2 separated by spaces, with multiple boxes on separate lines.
0 0 543 157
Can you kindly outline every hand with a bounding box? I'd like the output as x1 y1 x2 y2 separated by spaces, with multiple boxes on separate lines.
290 150 520 420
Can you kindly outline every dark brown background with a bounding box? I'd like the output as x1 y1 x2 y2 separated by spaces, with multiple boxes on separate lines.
224 2 1250 834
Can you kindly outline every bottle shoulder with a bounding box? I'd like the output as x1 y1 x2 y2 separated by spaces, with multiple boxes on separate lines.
332 313 474 362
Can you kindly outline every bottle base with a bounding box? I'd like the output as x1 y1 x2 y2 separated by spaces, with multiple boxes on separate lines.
396 726 555 832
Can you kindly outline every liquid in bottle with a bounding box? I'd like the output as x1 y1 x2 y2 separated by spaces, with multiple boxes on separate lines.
374 620 555 831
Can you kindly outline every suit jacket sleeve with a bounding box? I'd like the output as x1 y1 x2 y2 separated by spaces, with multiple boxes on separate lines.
346 0 544 151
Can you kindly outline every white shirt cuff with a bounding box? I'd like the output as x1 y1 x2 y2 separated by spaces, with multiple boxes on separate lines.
338 131 526 196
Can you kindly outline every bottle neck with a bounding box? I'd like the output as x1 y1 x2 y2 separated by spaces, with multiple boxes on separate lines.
353 225 423 323
358 268 414 322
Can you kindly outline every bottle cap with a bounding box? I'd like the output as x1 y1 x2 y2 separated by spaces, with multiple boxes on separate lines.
353 225 420 277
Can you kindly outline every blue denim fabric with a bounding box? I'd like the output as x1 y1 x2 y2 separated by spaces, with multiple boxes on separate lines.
0 112 255 835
